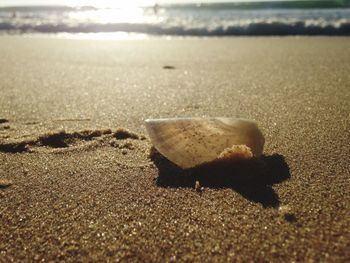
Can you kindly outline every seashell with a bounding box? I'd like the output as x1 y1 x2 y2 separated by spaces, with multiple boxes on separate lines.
145 117 265 169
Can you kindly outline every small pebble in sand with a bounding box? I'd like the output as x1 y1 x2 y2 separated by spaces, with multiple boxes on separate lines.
163 65 176 69
279 205 297 223
0 179 13 188
195 180 203 192
0 118 9 124
121 149 128 155
284 213 297 223
278 205 291 213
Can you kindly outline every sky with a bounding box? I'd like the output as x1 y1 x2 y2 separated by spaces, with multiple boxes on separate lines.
0 0 290 7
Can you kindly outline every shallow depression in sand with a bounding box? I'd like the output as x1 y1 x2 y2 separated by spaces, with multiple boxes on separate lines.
0 128 152 168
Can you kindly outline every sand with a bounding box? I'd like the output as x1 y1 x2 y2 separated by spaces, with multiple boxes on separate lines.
0 36 349 262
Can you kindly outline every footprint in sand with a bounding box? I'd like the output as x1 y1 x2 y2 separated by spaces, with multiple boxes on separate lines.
0 128 144 152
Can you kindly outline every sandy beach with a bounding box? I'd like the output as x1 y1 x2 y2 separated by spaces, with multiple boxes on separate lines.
0 36 349 262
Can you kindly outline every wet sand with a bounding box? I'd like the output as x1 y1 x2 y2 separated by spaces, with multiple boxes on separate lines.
0 36 349 262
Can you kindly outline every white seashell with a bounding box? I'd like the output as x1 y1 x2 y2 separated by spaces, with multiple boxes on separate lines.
145 117 265 169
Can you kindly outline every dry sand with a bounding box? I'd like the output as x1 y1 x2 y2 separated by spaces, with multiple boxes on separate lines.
0 36 349 262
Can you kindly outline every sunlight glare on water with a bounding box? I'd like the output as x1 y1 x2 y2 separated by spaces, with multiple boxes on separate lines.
69 0 155 9
69 6 159 24
65 1 160 40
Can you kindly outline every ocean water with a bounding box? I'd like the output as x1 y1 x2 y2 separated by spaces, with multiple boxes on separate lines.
0 3 350 37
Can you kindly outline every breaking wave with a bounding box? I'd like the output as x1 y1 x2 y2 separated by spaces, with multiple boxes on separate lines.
0 5 350 36
1 20 350 36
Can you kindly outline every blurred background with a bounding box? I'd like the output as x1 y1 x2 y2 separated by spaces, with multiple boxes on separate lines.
0 0 349 39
